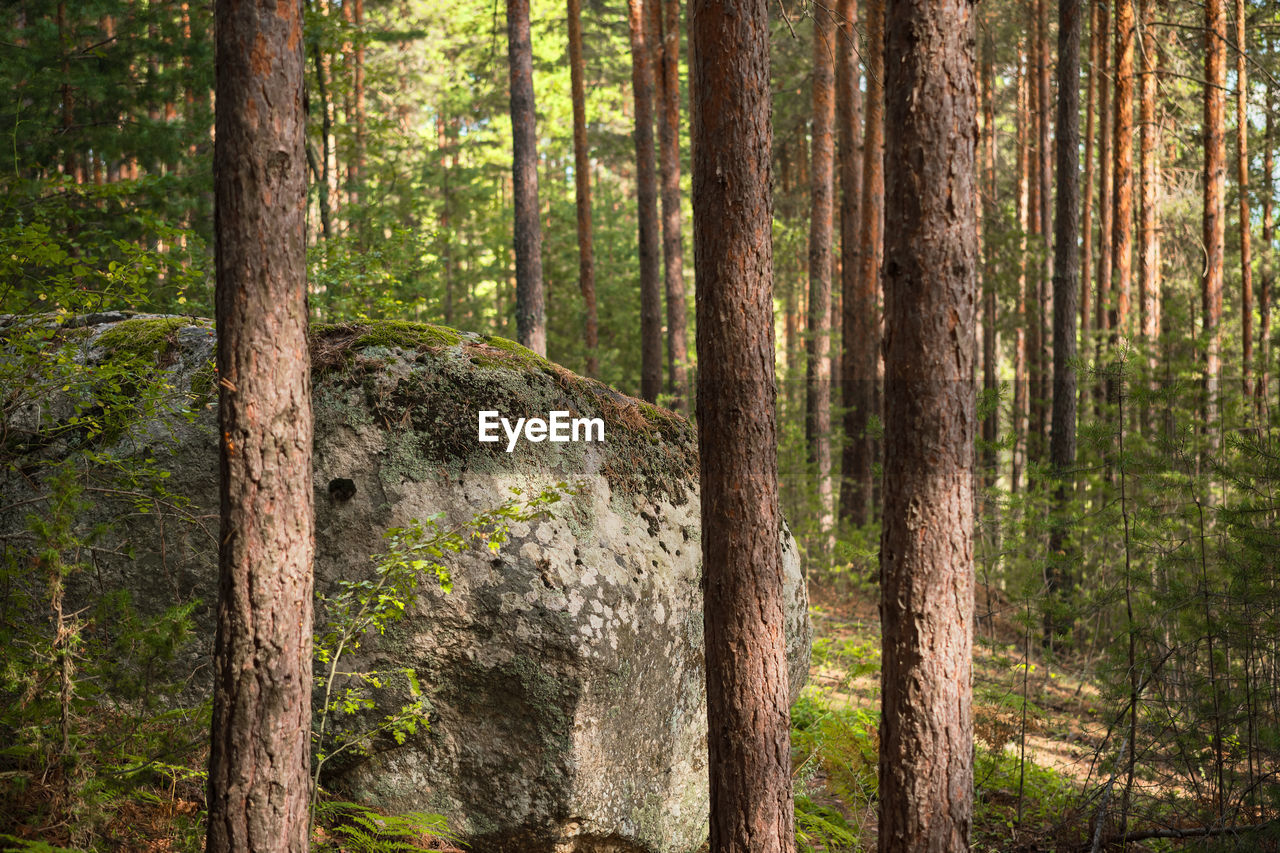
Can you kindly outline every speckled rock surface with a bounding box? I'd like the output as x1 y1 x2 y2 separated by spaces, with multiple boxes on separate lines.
2 315 811 853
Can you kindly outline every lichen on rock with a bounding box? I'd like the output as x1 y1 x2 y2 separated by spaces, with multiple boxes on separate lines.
1 315 812 853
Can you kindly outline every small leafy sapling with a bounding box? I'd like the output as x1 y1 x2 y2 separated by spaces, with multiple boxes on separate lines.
309 482 580 826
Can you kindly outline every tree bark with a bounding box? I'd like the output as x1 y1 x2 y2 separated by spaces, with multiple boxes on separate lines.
567 0 599 377
656 0 688 411
508 0 547 355
1236 0 1252 399
690 0 794 849
838 0 864 524
1111 0 1135 334
1033 0 1052 466
1204 0 1226 444
1047 0 1081 646
207 1 313 850
1012 48 1029 495
1261 73 1274 407
1138 0 1161 368
1081 0 1097 347
630 0 663 401
1096 0 1113 351
845 0 883 526
980 19 997 490
807 5 836 550
878 0 976 846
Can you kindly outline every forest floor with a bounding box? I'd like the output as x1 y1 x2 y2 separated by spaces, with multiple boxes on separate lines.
793 581 1110 852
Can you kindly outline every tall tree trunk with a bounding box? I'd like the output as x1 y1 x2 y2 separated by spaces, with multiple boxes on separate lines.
981 20 997 490
1261 75 1274 407
1012 48 1029 495
508 0 547 355
1047 0 1081 646
1081 0 1098 347
1033 0 1052 466
1236 0 1252 399
568 0 600 376
348 0 365 242
846 0 884 526
1096 0 1113 352
656 0 688 410
807 5 836 550
629 0 663 401
689 0 794 848
207 1 313 850
310 38 334 242
837 0 864 524
1026 24 1042 470
1111 0 1135 334
879 0 976 846
1204 0 1226 447
1138 0 1160 370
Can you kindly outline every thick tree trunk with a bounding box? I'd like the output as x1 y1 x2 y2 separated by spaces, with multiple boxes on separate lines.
1111 0 1135 334
629 0 663 401
656 0 688 411
879 0 977 847
567 0 599 377
807 6 836 549
1204 0 1226 444
508 0 547 355
1047 0 1081 646
837 0 864 524
1236 0 1252 399
690 0 794 849
845 0 884 526
207 1 313 851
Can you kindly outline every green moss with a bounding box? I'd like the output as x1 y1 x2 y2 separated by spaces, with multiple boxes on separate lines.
354 320 463 350
96 316 193 364
471 334 557 373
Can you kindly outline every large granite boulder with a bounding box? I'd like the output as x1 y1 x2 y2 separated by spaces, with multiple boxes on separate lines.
0 314 811 853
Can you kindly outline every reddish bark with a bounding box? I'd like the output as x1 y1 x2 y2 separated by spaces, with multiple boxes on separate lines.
690 0 794 847
567 0 599 377
207 0 313 849
838 0 865 519
629 0 663 401
508 0 547 354
879 0 977 845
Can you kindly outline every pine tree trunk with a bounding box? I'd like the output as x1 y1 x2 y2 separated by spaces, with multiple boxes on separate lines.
508 0 547 355
629 0 663 401
1013 48 1029 495
807 5 836 550
879 0 976 845
980 21 998 490
1138 0 1160 369
1261 77 1273 407
1096 0 1113 351
1047 0 1081 646
657 0 688 410
568 0 599 376
837 0 864 524
1081 0 1097 346
1033 0 1052 466
207 1 313 850
1204 0 1226 445
1111 0 1135 334
1236 0 1252 399
846 0 884 526
690 0 794 847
